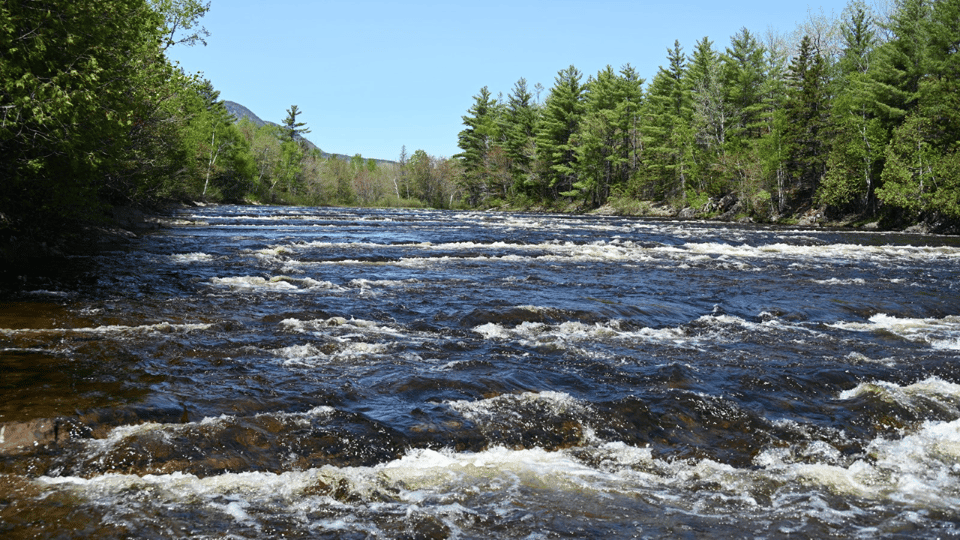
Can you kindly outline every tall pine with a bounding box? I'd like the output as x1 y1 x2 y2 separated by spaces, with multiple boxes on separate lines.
536 66 585 199
456 87 501 205
784 35 831 206
641 41 694 201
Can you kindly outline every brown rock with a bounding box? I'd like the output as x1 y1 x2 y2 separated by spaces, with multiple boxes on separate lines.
0 418 63 455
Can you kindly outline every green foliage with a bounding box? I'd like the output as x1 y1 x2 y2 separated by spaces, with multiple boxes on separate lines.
722 28 769 145
818 1 884 215
152 0 211 50
877 112 960 220
536 66 586 198
688 37 728 195
503 78 540 199
0 0 468 261
1 0 167 232
568 65 644 206
640 42 694 201
282 104 311 143
783 35 831 204
456 86 502 205
445 0 958 229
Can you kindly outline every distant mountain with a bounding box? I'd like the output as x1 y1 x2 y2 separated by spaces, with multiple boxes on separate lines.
223 100 394 164
224 101 268 128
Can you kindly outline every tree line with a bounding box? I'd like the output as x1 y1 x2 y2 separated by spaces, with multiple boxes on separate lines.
233 109 461 209
3 0 957 266
0 0 458 263
454 0 960 227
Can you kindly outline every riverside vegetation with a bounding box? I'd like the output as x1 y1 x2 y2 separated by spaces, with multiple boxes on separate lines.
455 0 960 232
2 0 959 272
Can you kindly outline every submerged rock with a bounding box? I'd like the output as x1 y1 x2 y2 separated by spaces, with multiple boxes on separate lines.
0 419 63 456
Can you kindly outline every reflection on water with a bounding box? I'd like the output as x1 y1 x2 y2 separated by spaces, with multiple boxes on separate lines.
2 206 960 538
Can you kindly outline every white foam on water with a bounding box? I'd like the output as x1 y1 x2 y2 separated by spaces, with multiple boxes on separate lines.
0 321 213 337
812 277 866 285
447 391 591 424
681 241 960 263
210 276 345 293
31 421 960 537
170 252 214 263
230 235 960 274
470 309 815 352
837 376 960 410
25 289 71 297
272 341 391 368
830 314 960 350
348 278 416 289
279 316 402 338
754 417 960 510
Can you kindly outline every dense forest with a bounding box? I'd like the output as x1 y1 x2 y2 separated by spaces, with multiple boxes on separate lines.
455 0 960 229
1 0 958 270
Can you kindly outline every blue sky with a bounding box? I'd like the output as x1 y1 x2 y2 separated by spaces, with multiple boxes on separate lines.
166 0 855 161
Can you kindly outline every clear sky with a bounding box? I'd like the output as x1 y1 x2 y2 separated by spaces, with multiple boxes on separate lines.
166 0 855 161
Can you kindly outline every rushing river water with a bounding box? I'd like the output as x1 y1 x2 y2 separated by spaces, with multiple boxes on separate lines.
2 206 960 539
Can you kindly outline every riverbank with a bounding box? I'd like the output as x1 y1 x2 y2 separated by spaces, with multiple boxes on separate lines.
488 197 960 236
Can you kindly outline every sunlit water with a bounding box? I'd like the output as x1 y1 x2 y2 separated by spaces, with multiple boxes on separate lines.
2 206 960 538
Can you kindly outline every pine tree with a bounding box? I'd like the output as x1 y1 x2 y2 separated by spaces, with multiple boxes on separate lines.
783 35 831 204
536 66 586 199
502 78 539 199
688 37 727 194
274 105 310 197
640 41 694 201
722 28 768 145
456 86 501 205
282 105 311 144
923 0 960 152
568 66 644 206
871 0 932 128
876 0 960 221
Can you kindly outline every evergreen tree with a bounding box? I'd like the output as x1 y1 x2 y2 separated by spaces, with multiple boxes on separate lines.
502 78 540 199
274 106 310 197
282 104 311 143
757 30 792 215
784 35 831 204
722 28 768 145
456 86 500 205
568 66 641 206
536 66 586 199
640 41 694 200
922 0 960 152
871 0 931 128
876 0 960 221
877 112 940 217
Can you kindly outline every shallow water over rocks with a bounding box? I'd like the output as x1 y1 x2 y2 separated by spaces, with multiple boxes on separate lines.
2 206 960 538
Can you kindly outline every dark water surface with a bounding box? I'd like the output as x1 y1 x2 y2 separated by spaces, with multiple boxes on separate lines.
2 206 960 538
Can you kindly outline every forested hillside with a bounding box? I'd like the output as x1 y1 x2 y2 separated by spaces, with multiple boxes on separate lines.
454 0 960 230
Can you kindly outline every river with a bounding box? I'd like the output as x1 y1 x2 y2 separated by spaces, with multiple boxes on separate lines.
2 205 960 539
